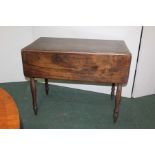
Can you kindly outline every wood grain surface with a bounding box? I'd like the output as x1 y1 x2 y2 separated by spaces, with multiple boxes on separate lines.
0 88 20 129
22 37 130 54
22 37 131 84
21 37 132 122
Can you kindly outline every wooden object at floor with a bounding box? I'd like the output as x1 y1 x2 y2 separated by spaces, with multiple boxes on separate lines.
0 88 20 129
21 37 132 122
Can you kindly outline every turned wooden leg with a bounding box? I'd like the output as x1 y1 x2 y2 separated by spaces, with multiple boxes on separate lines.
111 83 115 100
30 78 38 115
113 84 122 123
45 78 49 95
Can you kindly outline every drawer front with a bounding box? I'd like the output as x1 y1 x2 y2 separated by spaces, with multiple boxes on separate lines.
22 51 131 84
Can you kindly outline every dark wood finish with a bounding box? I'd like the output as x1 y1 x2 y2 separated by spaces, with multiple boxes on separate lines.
30 78 38 115
22 52 131 84
113 84 122 122
0 88 20 129
22 38 131 84
111 83 115 99
21 37 131 122
22 37 131 54
45 78 49 95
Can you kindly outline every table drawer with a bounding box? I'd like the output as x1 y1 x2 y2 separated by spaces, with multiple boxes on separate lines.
22 51 131 83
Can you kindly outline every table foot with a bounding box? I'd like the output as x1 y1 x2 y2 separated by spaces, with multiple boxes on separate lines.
33 107 38 115
30 78 38 115
113 112 119 123
111 83 115 100
113 84 122 123
45 78 49 95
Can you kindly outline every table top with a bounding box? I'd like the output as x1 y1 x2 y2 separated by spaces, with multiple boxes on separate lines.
22 37 131 55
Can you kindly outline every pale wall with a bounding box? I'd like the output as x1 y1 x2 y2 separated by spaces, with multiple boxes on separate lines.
0 26 141 98
133 26 155 97
32 26 141 98
0 26 33 83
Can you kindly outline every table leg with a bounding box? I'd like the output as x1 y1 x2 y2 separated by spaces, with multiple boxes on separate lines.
111 83 115 100
113 84 122 123
30 78 38 115
45 78 49 95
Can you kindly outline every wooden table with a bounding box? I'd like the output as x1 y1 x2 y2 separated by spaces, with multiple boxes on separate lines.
0 88 20 129
21 37 131 122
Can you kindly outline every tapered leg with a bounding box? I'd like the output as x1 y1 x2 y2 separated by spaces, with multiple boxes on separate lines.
111 83 115 100
113 84 122 123
45 78 49 95
30 78 38 115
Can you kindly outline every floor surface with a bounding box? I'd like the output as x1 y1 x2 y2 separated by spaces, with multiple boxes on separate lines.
0 82 155 129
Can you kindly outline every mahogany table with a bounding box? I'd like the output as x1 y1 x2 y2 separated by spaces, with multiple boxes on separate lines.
0 88 20 129
21 37 131 122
